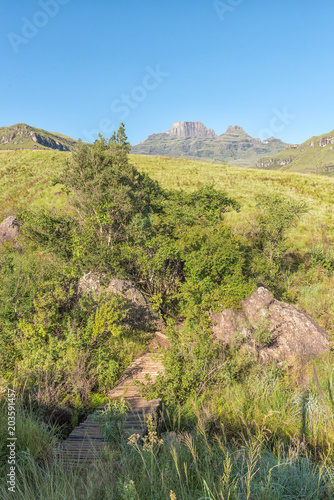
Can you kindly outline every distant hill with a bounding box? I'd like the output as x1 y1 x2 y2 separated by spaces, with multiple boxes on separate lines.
0 123 80 151
131 121 289 167
256 130 334 175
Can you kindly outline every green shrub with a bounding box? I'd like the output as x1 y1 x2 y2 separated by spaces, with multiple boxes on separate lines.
179 223 255 313
138 317 253 406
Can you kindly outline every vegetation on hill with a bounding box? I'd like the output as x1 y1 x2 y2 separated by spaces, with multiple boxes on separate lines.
0 123 81 151
1 128 334 498
0 150 69 220
132 125 288 167
256 129 334 175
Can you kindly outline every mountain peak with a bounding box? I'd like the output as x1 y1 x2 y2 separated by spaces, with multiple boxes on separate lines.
225 125 245 134
167 121 216 138
131 121 288 167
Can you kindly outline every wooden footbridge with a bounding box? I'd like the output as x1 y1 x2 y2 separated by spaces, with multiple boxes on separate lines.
55 337 166 467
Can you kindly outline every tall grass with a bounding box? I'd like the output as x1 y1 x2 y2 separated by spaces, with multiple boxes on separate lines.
1 408 334 499
2 356 334 499
0 400 59 471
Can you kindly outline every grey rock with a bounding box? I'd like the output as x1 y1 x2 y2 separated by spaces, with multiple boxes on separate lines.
255 157 294 168
77 273 156 329
211 287 329 363
167 121 216 138
0 216 19 245
318 136 334 147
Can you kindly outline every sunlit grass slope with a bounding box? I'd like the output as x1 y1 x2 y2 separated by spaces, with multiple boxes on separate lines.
1 149 334 255
257 129 334 175
0 150 70 219
130 154 334 251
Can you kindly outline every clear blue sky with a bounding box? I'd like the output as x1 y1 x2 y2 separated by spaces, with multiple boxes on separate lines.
1 0 334 145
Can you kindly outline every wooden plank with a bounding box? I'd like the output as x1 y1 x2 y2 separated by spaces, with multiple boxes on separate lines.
55 350 164 467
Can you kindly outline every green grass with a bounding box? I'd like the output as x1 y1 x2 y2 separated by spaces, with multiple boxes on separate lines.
0 400 58 467
129 154 334 249
1 405 334 499
0 150 70 219
2 148 334 260
2 149 334 255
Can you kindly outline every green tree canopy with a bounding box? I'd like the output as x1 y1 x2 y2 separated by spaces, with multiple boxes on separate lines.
59 123 163 247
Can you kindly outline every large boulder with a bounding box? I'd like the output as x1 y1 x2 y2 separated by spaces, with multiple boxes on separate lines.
77 272 157 329
211 287 330 363
0 216 19 245
106 278 151 327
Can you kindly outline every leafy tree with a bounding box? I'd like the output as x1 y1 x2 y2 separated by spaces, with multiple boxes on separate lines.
58 124 163 248
18 209 76 262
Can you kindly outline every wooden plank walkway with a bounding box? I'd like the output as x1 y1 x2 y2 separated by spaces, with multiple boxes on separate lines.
55 350 164 467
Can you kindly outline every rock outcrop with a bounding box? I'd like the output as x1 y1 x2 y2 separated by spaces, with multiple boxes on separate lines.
311 136 334 148
255 157 294 168
77 273 157 329
0 216 19 245
167 121 216 138
211 287 329 363
29 131 70 151
224 125 245 134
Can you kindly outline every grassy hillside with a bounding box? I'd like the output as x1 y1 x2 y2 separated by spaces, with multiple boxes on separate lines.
130 154 334 251
1 150 334 248
132 126 288 167
1 149 334 266
0 123 80 151
256 129 334 174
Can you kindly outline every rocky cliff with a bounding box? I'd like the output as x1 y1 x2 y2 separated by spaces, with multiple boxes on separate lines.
167 121 216 138
0 123 80 151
